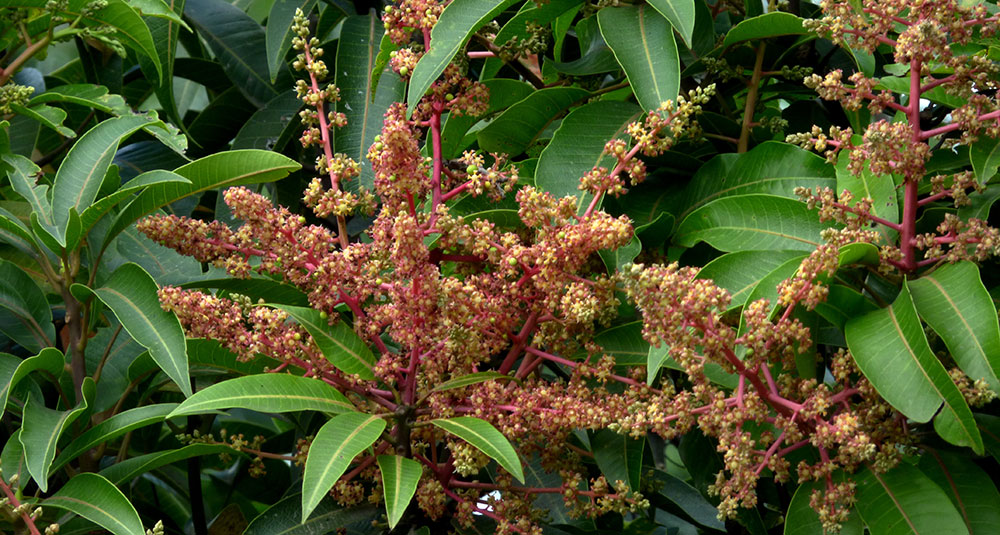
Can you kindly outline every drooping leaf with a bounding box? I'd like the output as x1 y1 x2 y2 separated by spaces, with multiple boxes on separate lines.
167 373 354 417
406 0 521 117
266 0 317 82
0 348 64 421
721 12 808 46
46 473 145 535
918 449 1000 535
84 263 192 397
302 413 387 521
647 0 695 47
20 378 93 492
275 305 376 380
675 194 829 252
1 429 28 492
654 469 726 532
51 403 178 474
431 416 524 483
477 86 589 156
3 152 57 240
377 455 422 529
845 286 983 453
99 444 237 484
598 5 679 112
0 260 56 352
535 100 642 213
854 463 968 535
138 0 188 129
908 261 1000 392
592 428 643 491
8 103 75 137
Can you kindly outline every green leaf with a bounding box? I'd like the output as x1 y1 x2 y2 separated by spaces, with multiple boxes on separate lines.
592 428 643 491
854 463 968 535
909 261 1000 392
845 286 983 453
105 149 300 247
45 473 145 535
406 0 520 117
835 150 899 242
697 250 807 311
302 412 387 521
0 207 41 258
59 0 164 82
28 84 131 114
275 305 376 380
99 443 237 484
20 378 93 492
432 371 515 393
588 322 649 366
550 15 619 76
51 403 178 474
654 469 726 532
1 429 28 492
675 194 828 252
440 79 534 159
477 86 589 156
184 0 289 106
919 449 1000 535
721 12 808 46
647 0 694 48
231 90 304 151
8 103 75 137
970 136 1000 184
128 0 188 27
79 169 192 236
598 5 679 113
599 234 641 274
244 494 379 535
814 285 878 330
3 152 56 237
335 14 405 191
377 455 422 529
431 416 524 482
266 0 317 82
51 113 161 239
535 100 642 213
784 477 863 535
0 260 56 352
85 263 192 397
0 348 64 421
168 373 354 417
481 0 584 79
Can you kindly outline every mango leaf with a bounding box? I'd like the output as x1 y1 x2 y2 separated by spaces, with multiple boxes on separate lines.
335 14 405 191
83 263 192 397
477 86 589 156
185 0 289 106
79 169 192 236
377 455 422 529
0 348 63 421
128 0 188 26
0 207 40 258
836 150 899 242
845 286 983 453
697 250 806 311
20 378 93 492
46 473 145 535
244 494 378 535
721 12 808 46
136 0 189 127
481 0 584 79
653 469 726 532
231 90 303 151
275 305 376 380
8 103 75 137
598 5 679 112
302 413 387 522
550 15 619 76
440 79 534 159
99 443 236 484
432 371 515 393
784 477 863 535
1 429 28 492
814 285 878 330
599 234 641 274
918 449 1000 535
675 194 828 252
4 152 57 239
28 84 131 115
167 374 354 417
970 136 1000 184
266 0 317 82
535 100 642 213
406 0 520 117
854 464 968 535
646 343 738 388
592 321 649 366
104 149 301 247
959 184 1000 221
908 261 1000 392
592 428 643 491
51 403 178 474
0 260 56 352
647 0 694 48
431 416 524 483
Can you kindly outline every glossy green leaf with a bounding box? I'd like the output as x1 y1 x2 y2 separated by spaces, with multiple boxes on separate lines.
959 184 1000 221
647 0 694 47
168 373 353 417
814 285 878 330
477 86 589 156
46 473 145 535
697 250 806 311
535 100 642 213
440 79 534 159
8 103 75 137
598 5 679 112
105 149 301 247
231 90 304 151
970 136 1000 184
599 234 641 274
721 12 808 46
432 371 515 393
0 260 56 352
302 413 387 522
675 194 828 252
266 0 316 82
79 169 192 236
845 286 983 453
275 305 376 380
646 343 738 388
550 15 619 76
407 0 520 116
377 455 422 529
99 443 236 484
244 494 379 535
20 378 93 492
836 150 899 242
919 449 1000 534
908 261 1000 392
1 429 28 492
854 464 968 535
4 152 57 239
185 0 289 106
481 0 584 79
0 348 63 421
51 403 178 474
83 263 191 396
784 478 863 535
592 321 649 366
28 84 131 114
654 469 726 532
128 0 188 26
0 207 40 258
431 416 524 483
592 428 643 491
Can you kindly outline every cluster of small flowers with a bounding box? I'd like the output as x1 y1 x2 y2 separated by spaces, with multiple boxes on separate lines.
628 85 716 158
382 0 443 46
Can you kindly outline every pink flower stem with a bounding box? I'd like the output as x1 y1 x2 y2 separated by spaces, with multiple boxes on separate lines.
524 346 658 392
920 108 1000 140
467 50 496 58
498 311 538 374
430 101 445 211
0 475 41 535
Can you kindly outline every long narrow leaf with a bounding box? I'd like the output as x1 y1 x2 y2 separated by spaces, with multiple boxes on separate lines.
377 454 422 528
167 374 354 417
431 416 524 483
